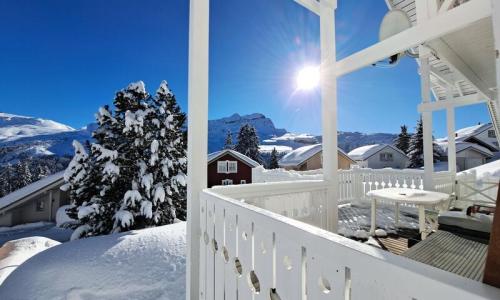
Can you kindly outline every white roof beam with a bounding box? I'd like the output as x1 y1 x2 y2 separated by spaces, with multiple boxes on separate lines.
336 0 492 77
418 93 486 112
294 0 320 15
428 39 493 100
430 65 457 87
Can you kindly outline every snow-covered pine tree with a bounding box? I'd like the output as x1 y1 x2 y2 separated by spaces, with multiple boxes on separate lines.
115 80 187 231
65 81 188 238
407 118 441 168
235 124 262 163
224 130 233 150
62 140 94 220
394 125 411 154
12 159 33 190
269 148 279 169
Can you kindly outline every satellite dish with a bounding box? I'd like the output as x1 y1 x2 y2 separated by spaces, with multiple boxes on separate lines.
379 9 412 41
374 10 412 67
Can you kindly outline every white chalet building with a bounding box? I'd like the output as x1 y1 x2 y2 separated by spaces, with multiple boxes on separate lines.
438 123 500 152
348 144 410 169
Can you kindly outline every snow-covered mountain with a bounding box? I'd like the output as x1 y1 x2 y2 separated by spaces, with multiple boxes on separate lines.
0 113 75 142
0 112 398 164
208 113 287 152
0 113 93 165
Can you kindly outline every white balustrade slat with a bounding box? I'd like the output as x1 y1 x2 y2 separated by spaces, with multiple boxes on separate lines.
253 226 274 300
224 207 238 300
205 199 216 300
214 206 225 300
237 214 255 300
306 246 346 300
199 193 208 300
275 234 303 300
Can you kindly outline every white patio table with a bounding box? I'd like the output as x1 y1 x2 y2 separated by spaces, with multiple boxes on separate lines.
366 188 450 239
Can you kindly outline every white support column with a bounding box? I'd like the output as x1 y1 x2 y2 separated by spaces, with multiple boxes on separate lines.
420 46 435 190
493 0 500 105
186 0 210 299
320 0 338 233
446 87 457 175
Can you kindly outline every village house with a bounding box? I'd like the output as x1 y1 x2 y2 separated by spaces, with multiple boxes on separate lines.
438 123 500 152
278 143 355 171
207 149 261 188
0 171 68 227
438 141 494 171
348 143 410 169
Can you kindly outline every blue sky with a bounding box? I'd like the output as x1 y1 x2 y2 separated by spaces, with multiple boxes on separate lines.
0 0 490 137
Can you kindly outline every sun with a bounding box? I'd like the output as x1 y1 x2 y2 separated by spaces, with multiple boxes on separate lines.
296 66 320 91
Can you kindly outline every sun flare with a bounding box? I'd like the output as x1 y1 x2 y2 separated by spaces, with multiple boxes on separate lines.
296 66 320 91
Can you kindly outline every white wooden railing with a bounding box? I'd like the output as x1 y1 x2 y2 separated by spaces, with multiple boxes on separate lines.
255 166 497 208
199 182 500 300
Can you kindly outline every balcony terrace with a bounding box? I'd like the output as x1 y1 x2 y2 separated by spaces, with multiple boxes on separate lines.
186 0 500 299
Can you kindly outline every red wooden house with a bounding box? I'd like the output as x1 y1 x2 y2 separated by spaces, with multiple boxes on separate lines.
207 149 260 188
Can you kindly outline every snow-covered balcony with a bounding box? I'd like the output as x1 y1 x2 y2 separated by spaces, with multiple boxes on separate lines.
186 0 500 299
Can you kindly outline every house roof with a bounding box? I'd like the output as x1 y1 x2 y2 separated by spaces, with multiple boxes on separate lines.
207 149 260 168
348 144 408 161
278 144 353 167
0 171 65 212
438 123 493 143
437 141 494 157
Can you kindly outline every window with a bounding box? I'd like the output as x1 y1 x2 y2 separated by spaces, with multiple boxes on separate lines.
35 199 45 211
488 130 496 138
380 153 393 162
217 160 238 174
222 179 233 185
217 161 227 173
228 161 238 173
240 180 246 184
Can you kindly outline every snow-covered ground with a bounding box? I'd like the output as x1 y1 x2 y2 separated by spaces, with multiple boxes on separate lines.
0 237 60 285
0 222 186 300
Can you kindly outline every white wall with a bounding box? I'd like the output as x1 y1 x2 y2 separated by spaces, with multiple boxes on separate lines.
365 148 409 169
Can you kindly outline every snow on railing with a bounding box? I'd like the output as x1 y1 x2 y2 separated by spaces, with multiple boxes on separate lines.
199 184 500 300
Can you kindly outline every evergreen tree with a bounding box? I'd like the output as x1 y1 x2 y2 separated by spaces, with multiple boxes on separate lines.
407 118 441 168
224 131 233 150
65 81 187 238
12 159 33 189
269 148 279 169
394 125 411 154
235 124 262 163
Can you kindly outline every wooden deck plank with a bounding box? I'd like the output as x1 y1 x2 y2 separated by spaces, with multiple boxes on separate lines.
402 231 488 281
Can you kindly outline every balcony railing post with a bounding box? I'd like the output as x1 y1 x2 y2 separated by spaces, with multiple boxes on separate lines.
320 0 338 233
187 0 210 299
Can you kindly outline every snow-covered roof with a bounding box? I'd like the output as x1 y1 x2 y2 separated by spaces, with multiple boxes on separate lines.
437 141 494 157
263 133 318 144
207 149 260 168
278 144 352 167
258 145 293 154
0 171 65 212
348 144 407 161
437 123 493 142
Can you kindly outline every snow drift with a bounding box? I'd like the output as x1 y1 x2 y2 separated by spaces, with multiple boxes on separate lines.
0 222 186 300
0 237 60 285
